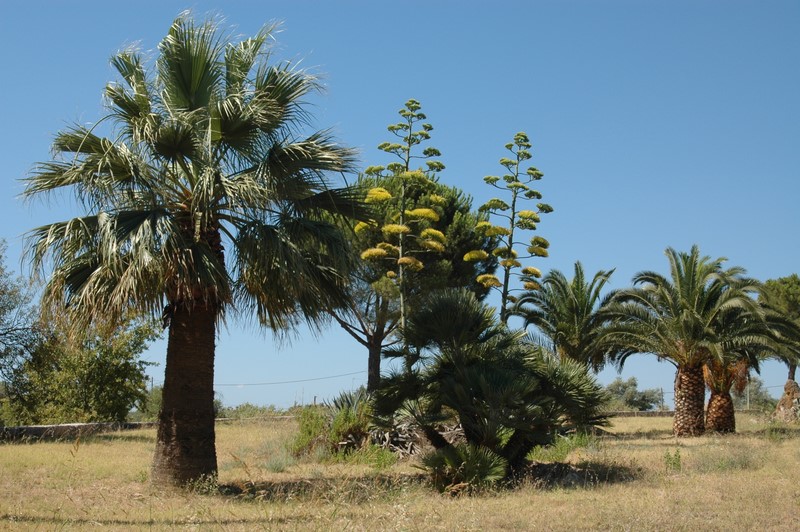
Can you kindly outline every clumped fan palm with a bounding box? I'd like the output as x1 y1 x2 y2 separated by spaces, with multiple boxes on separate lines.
374 289 608 486
512 261 616 372
23 14 367 486
603 246 767 437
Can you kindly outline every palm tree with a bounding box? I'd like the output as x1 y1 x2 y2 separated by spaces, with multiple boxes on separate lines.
705 305 800 432
603 246 764 437
511 262 616 372
23 14 366 486
759 275 800 381
702 307 774 433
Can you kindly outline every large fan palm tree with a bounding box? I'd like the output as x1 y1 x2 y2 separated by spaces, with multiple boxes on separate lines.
511 261 616 372
23 14 366 486
603 246 765 437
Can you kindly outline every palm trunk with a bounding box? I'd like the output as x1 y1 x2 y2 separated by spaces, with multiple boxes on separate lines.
673 364 706 437
789 363 797 382
705 390 735 433
151 302 218 487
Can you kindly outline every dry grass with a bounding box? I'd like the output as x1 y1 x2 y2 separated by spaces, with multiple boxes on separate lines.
2 413 800 530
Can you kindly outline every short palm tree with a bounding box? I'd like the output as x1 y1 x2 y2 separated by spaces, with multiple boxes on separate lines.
702 307 775 433
603 246 765 437
511 261 616 372
705 306 800 432
23 14 366 486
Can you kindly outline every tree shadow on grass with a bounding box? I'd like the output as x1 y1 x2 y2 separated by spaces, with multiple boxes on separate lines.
1 512 304 528
750 425 800 441
219 472 427 503
518 459 642 490
90 432 155 444
601 429 674 441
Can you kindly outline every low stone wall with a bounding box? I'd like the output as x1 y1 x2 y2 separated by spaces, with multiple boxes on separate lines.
607 409 765 418
607 410 674 417
0 421 156 442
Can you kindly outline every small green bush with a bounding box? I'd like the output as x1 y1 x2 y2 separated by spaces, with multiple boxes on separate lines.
290 406 329 457
329 390 372 452
219 402 282 420
331 444 398 470
290 390 375 460
528 433 597 463
664 449 682 473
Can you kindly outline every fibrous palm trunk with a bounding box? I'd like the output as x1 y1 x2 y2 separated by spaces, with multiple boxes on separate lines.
705 390 736 433
151 302 218 486
673 364 706 437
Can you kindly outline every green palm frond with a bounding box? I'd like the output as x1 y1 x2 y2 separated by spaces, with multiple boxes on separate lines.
158 13 225 112
512 261 616 371
606 245 774 371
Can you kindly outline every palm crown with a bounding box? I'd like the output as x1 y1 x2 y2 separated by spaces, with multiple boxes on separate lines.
512 261 616 372
24 14 365 329
605 246 763 369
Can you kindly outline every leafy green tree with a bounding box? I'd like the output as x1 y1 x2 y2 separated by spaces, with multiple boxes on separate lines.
23 14 365 486
0 241 38 381
512 261 616 371
337 101 495 390
760 275 800 381
603 246 769 436
375 289 608 487
732 375 777 411
5 315 158 424
128 385 163 422
604 377 662 411
467 133 552 323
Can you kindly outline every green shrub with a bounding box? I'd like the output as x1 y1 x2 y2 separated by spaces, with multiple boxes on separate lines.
328 389 372 452
528 433 597 463
331 444 398 470
290 390 376 460
218 402 282 420
290 406 329 457
664 449 682 473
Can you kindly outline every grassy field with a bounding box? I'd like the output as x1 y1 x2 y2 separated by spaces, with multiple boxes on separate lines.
2 414 799 530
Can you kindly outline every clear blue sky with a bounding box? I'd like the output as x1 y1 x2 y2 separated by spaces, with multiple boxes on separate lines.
2 1 798 407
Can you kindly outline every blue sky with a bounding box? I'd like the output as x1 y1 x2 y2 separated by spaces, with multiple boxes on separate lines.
2 1 798 407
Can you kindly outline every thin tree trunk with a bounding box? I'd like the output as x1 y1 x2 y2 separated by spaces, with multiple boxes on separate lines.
789 363 797 382
421 423 452 450
366 340 382 392
151 302 218 487
673 364 706 437
705 390 736 433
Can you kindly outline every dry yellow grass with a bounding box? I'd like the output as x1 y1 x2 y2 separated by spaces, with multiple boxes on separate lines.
2 413 799 530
